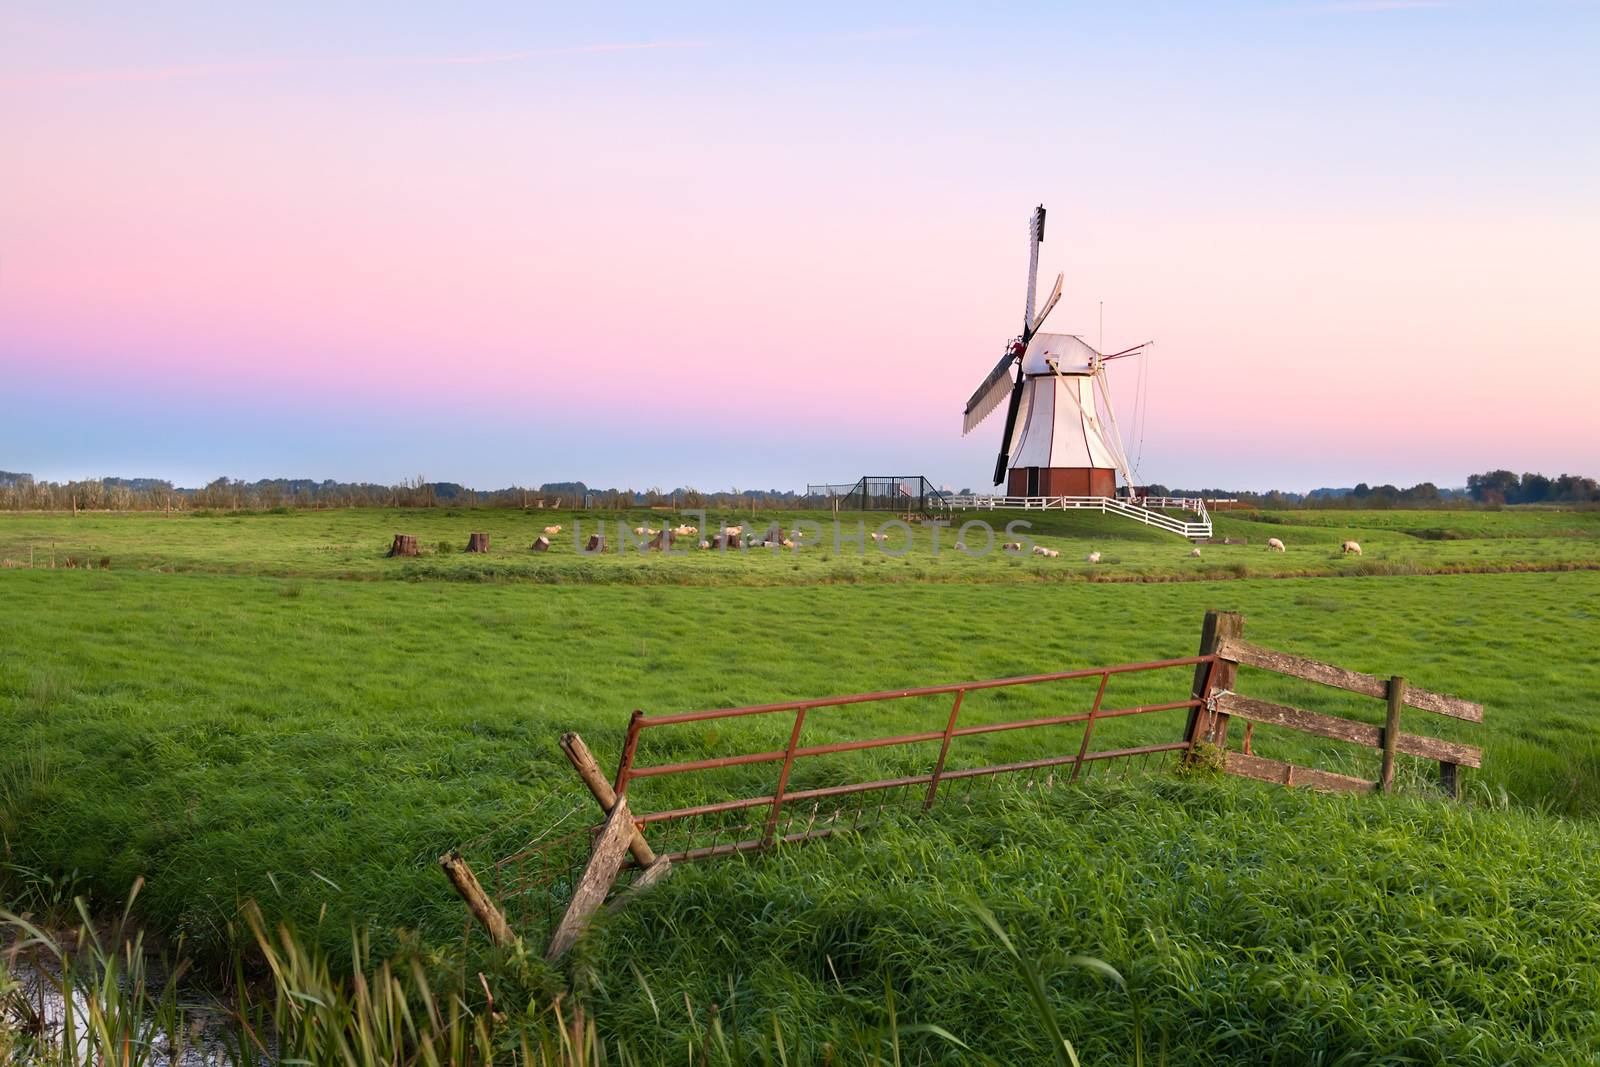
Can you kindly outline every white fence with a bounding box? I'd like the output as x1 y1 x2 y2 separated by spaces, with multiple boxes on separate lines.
944 494 1212 540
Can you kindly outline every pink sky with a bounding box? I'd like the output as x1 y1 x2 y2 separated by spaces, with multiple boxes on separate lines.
3 4 1597 491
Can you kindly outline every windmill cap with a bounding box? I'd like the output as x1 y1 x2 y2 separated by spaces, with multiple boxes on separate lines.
1021 333 1099 375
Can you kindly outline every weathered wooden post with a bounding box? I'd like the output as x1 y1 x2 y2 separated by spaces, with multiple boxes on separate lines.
1186 610 1243 752
465 532 490 553
1380 675 1405 794
560 732 656 868
438 850 515 948
531 536 550 552
388 534 418 557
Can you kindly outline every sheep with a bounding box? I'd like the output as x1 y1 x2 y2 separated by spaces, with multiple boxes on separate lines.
673 524 697 536
1036 547 1060 559
953 541 966 551
698 539 711 550
869 531 889 543
1189 547 1202 558
1267 537 1285 552
1002 542 1024 552
543 524 562 535
632 526 646 537
781 538 795 549
1086 551 1102 564
725 524 743 536
1342 540 1362 555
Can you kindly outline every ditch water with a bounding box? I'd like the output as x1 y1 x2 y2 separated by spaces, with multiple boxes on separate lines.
3 951 258 1066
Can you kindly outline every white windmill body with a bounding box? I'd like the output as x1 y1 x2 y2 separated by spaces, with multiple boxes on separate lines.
962 206 1145 499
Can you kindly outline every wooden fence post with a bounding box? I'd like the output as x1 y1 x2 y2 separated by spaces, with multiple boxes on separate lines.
546 796 637 959
438 850 516 948
1187 610 1243 751
1380 675 1405 794
560 732 657 868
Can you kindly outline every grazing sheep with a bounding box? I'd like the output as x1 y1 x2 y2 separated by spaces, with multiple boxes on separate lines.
1342 540 1362 555
698 539 711 550
1189 547 1202 557
781 538 795 549
632 526 646 537
1267 537 1285 552
543 524 562 535
673 524 697 536
953 541 966 551
1002 542 1024 552
1036 547 1059 559
1086 551 1102 564
725 524 743 536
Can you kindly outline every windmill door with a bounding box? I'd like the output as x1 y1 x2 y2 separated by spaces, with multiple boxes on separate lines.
1026 467 1040 495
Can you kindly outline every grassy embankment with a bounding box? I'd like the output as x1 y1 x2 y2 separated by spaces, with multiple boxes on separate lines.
2 506 1598 584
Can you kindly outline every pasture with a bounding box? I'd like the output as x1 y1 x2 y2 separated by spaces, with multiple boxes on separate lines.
3 505 1600 1061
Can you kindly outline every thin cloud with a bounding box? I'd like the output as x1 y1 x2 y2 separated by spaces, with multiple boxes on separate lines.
1 39 713 91
1299 1 1454 11
413 40 714 67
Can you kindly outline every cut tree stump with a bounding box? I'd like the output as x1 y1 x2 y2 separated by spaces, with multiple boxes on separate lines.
531 536 550 552
585 534 606 553
647 529 676 551
465 532 490 553
388 534 419 557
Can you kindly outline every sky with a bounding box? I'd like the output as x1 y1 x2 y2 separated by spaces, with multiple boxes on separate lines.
2 1 1597 493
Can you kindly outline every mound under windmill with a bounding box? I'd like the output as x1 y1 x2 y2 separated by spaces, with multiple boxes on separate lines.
955 205 1211 539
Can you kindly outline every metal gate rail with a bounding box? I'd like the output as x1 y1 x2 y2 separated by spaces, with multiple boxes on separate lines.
610 655 1213 864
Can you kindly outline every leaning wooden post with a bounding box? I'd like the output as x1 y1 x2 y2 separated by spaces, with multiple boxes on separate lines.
438 850 516 948
1380 675 1406 794
1186 610 1243 753
547 796 637 960
560 732 657 868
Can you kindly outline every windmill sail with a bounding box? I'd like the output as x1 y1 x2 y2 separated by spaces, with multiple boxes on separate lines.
962 350 1019 435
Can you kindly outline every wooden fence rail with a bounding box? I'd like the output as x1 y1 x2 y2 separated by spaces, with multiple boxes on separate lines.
1190 612 1483 797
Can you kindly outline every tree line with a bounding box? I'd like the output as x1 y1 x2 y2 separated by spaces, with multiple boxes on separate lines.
1 468 1594 512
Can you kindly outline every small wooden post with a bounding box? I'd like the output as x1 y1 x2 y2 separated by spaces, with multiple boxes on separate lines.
1438 760 1459 799
547 796 637 959
1380 675 1405 794
388 534 418 557
465 532 490 553
1186 610 1243 751
438 850 516 948
560 732 657 868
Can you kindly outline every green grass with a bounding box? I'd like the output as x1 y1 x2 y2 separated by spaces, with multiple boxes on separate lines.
585 777 1600 1064
2 505 1597 586
3 506 1600 1061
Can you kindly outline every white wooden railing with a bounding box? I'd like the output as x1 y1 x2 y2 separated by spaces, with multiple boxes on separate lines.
943 494 1212 539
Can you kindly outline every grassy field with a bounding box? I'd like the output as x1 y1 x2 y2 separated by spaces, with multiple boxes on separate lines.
3 506 1599 1061
2 505 1598 585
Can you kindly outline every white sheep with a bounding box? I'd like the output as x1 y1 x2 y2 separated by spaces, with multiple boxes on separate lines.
1086 551 1102 564
725 524 743 536
543 524 562 535
1040 547 1059 558
1002 542 1023 552
953 541 966 551
1342 540 1362 555
1267 537 1285 552
632 526 646 537
1189 547 1202 557
698 539 711 550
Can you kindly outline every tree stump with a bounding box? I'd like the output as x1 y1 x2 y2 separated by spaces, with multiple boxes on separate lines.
388 534 419 557
465 532 490 553
531 536 550 552
647 529 677 551
585 534 606 553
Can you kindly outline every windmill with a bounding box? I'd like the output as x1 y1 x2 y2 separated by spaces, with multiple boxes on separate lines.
962 205 1148 498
